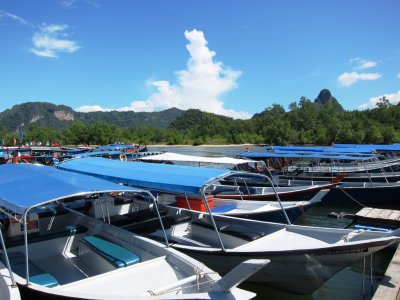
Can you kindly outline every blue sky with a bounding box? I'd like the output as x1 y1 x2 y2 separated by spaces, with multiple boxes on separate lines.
1 0 399 119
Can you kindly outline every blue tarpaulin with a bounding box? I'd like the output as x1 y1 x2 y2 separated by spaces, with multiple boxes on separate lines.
58 157 235 195
67 150 123 158
240 151 377 161
265 145 375 154
0 164 140 215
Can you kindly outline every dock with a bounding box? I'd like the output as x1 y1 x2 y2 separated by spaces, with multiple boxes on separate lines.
354 207 400 299
354 207 400 230
372 243 400 300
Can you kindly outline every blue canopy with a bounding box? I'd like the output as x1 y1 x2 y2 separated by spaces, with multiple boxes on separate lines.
265 145 325 152
97 144 134 151
62 148 91 154
0 164 141 215
333 144 400 152
265 145 374 155
240 151 377 161
67 150 122 159
58 157 236 195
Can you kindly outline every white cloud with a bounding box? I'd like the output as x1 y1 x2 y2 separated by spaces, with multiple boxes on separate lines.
60 0 100 9
60 0 77 8
0 10 29 26
358 91 400 109
337 72 382 87
76 29 251 119
74 105 111 112
30 24 80 58
349 57 378 70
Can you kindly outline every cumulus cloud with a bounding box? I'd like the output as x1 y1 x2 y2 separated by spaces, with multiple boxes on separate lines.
76 29 251 119
30 24 80 58
74 105 110 112
337 72 382 87
358 91 400 109
60 0 77 8
350 57 378 70
60 0 100 9
0 10 29 26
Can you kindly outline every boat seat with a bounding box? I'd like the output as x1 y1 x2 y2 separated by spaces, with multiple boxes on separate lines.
163 214 192 226
4 252 59 288
5 224 88 248
110 208 168 227
191 218 265 241
79 236 140 268
122 214 192 234
211 205 236 213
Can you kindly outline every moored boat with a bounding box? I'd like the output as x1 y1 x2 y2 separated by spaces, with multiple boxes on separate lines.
57 157 400 294
0 164 260 300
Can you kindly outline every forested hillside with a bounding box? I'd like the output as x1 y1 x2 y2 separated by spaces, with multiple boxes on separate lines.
0 90 399 146
0 102 184 131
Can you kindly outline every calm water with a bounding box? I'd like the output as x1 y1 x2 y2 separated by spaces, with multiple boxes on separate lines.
150 145 395 300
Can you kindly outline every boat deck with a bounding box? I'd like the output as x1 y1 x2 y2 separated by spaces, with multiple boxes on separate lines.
35 253 90 284
34 253 192 297
57 256 185 296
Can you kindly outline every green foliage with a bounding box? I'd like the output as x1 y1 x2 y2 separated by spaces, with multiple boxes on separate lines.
1 94 400 146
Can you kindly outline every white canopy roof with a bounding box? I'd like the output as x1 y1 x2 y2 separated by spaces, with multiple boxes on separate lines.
138 152 256 166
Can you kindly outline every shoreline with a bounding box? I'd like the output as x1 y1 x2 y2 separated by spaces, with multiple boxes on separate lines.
148 144 257 148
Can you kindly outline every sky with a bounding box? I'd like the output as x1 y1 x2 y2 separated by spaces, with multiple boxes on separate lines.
1 0 400 119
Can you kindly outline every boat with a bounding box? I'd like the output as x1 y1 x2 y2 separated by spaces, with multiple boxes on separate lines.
0 163 261 300
211 176 337 202
240 151 400 206
57 157 400 295
96 144 155 160
139 152 338 202
0 265 21 300
167 192 328 223
137 151 267 172
59 150 130 161
57 157 325 223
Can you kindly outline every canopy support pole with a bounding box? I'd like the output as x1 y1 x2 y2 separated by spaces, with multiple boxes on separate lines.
0 224 16 287
200 189 225 251
152 194 170 247
23 210 30 286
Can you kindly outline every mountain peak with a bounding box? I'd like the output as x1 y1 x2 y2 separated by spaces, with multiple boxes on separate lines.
314 89 344 110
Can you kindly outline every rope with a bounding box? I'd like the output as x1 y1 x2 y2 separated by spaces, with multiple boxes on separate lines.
147 278 218 296
146 264 218 296
194 264 203 290
337 186 366 208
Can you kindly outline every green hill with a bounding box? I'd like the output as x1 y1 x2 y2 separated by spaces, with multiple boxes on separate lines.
0 102 184 132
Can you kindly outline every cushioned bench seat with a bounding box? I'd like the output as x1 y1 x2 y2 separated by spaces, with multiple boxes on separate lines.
5 252 59 288
30 273 60 288
79 236 140 268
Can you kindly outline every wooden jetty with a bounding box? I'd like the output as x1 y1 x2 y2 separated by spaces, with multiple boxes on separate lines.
354 207 400 230
372 243 400 300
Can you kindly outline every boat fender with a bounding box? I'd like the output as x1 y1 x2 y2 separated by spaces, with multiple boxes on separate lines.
119 153 127 161
339 229 365 243
255 162 263 173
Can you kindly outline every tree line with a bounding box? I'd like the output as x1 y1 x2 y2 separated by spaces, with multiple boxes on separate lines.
1 96 399 146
